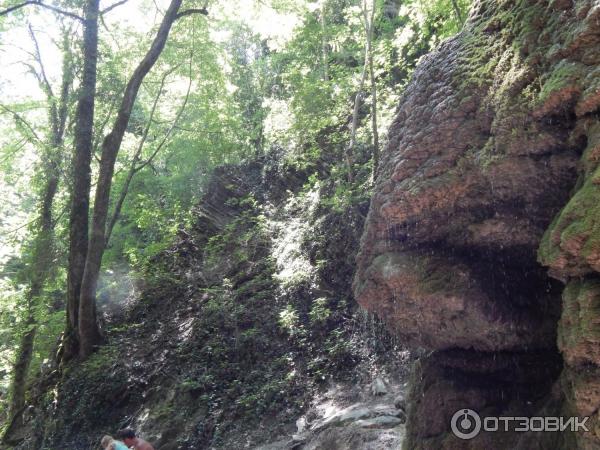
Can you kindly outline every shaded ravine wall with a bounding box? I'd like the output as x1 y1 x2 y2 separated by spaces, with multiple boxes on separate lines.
353 0 600 448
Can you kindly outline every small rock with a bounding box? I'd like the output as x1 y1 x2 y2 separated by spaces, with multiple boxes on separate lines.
372 405 406 422
355 415 404 429
291 433 307 443
311 405 372 431
370 377 388 396
394 393 406 411
288 433 308 450
337 406 372 423
372 404 400 416
296 417 307 433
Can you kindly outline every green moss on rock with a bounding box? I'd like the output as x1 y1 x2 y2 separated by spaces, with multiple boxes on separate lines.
534 61 584 111
539 173 600 276
559 279 600 367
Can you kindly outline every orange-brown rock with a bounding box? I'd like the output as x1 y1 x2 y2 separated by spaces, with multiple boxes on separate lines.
354 0 600 448
353 0 597 351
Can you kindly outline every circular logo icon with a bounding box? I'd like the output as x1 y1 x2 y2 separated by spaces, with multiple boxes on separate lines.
451 409 482 440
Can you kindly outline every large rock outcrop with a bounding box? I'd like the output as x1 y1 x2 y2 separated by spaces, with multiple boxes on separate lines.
354 0 600 448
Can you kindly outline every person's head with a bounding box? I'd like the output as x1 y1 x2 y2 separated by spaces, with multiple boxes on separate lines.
101 435 114 449
116 428 136 446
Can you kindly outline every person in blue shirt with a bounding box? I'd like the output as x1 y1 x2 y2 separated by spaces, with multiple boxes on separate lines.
101 435 129 450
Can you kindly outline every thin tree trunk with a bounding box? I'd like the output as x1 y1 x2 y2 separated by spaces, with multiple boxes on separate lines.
346 0 373 182
5 26 72 429
4 174 57 436
105 62 192 246
346 54 368 183
5 163 59 433
78 0 196 357
368 56 379 177
63 0 99 362
321 0 329 82
366 0 379 178
6 319 35 424
8 196 51 418
450 0 463 24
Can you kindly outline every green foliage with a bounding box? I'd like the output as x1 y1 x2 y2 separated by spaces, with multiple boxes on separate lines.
226 24 272 155
309 297 332 324
539 174 600 269
0 0 472 432
279 304 301 334
415 0 470 39
267 0 471 152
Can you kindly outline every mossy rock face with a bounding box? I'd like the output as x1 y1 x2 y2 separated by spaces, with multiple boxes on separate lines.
558 279 600 367
403 350 563 450
354 0 600 354
357 250 558 352
539 123 600 278
352 0 600 449
533 60 586 116
576 66 600 116
560 367 600 449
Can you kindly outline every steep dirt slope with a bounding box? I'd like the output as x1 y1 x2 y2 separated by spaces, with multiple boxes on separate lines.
354 0 600 448
3 149 410 450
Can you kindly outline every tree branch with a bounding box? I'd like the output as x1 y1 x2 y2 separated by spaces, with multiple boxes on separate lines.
0 104 43 143
93 96 117 155
0 138 28 164
0 1 84 21
0 0 39 15
55 25 76 143
450 0 463 24
175 7 207 19
104 68 172 246
100 0 129 14
135 61 192 173
28 24 55 99
21 61 43 84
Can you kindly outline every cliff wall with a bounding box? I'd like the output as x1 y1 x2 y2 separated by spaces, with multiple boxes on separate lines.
354 1 600 448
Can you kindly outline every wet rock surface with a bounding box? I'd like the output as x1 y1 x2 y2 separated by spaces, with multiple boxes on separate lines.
404 350 565 450
254 379 407 450
354 0 600 448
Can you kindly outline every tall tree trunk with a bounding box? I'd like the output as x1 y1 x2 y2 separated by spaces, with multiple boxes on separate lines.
4 26 72 432
78 0 193 357
63 0 99 361
6 196 52 419
5 164 59 433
